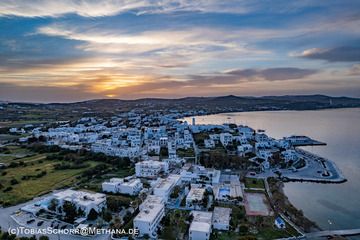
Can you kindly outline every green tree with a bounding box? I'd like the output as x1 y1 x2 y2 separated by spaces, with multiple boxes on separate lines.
48 199 58 212
87 208 98 221
62 201 78 223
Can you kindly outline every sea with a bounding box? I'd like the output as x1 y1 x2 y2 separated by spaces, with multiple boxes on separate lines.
183 108 360 233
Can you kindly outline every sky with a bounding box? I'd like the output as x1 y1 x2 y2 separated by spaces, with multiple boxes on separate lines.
0 0 360 103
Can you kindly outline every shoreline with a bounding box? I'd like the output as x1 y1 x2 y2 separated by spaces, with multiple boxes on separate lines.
182 106 360 120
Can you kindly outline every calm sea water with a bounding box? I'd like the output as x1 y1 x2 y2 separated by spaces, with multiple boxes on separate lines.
184 108 360 231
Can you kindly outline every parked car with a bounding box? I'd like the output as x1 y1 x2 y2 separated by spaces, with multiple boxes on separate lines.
37 221 44 226
27 219 35 224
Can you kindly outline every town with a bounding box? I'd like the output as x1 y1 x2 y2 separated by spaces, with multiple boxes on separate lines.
0 110 346 240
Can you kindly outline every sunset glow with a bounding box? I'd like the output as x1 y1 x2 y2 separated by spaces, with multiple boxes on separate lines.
0 0 359 102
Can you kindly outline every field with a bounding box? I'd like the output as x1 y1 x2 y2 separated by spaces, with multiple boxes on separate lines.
215 215 300 240
244 177 265 189
0 145 129 206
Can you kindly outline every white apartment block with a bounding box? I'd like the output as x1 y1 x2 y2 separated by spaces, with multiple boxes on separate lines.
186 187 205 209
102 177 143 196
135 160 169 178
50 189 106 216
212 207 232 231
133 195 165 238
189 211 213 240
153 174 181 202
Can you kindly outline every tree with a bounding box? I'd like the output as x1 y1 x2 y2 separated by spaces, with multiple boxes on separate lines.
62 201 78 223
77 207 85 217
10 178 19 185
48 199 58 212
170 186 181 199
87 208 98 220
102 210 112 222
39 236 50 240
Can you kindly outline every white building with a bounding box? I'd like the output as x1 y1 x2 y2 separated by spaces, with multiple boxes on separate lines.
102 177 143 196
153 174 181 202
189 211 213 240
213 174 243 202
257 149 273 160
186 187 205 209
255 133 269 143
281 149 299 162
204 139 215 149
133 195 165 238
237 144 253 157
50 189 106 216
238 126 255 140
219 133 233 146
212 207 232 231
180 165 220 185
135 160 169 178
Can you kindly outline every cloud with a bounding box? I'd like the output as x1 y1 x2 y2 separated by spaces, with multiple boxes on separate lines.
295 46 360 62
346 64 360 76
0 0 253 18
1 0 350 18
222 67 318 81
35 24 269 70
0 0 152 18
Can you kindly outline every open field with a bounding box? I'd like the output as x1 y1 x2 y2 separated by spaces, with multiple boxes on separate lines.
215 215 300 240
244 177 265 189
244 192 271 216
0 155 101 205
0 145 34 163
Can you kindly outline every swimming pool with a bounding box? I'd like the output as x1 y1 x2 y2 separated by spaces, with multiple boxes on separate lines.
218 188 230 198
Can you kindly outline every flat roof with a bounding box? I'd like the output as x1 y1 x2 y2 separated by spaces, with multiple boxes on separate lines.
52 189 106 206
189 222 211 233
213 207 232 225
186 188 205 201
190 211 213 233
135 195 164 223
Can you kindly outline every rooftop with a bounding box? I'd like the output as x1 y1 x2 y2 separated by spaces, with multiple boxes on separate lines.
213 207 232 225
52 189 106 206
135 195 164 223
190 211 213 233
187 188 205 201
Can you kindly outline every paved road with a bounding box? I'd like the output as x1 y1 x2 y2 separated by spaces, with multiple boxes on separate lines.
305 229 360 238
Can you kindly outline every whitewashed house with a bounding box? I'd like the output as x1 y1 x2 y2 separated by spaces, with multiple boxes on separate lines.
135 160 169 178
204 139 215 149
186 187 205 209
212 207 232 230
189 211 213 240
220 133 233 146
102 177 143 196
237 144 253 157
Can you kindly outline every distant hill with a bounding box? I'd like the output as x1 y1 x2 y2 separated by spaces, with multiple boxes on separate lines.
2 95 360 122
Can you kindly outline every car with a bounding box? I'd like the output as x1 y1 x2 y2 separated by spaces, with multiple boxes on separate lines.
27 219 35 224
37 221 44 226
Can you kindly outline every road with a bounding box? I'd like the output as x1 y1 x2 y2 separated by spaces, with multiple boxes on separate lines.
305 229 360 238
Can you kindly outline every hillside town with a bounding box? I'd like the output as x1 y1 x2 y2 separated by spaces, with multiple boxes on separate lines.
0 110 345 240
